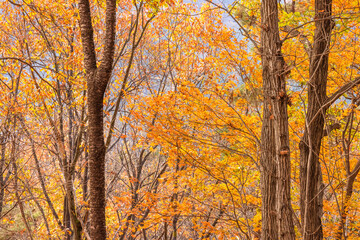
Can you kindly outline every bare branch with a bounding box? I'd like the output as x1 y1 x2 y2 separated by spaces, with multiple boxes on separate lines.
325 76 360 108
309 77 360 127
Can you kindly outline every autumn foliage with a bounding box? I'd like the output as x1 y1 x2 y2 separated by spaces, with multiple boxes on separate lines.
1 0 360 239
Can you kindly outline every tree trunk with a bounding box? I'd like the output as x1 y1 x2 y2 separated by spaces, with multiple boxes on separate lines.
78 0 116 238
63 196 71 240
0 139 6 216
260 0 295 239
300 1 333 239
336 107 360 239
88 82 107 238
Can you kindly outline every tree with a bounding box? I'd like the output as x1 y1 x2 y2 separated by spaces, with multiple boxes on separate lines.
259 0 295 239
299 1 333 238
3 0 360 239
299 0 360 238
78 0 117 238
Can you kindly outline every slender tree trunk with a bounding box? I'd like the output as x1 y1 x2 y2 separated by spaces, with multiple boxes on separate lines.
65 169 83 240
336 108 360 239
63 196 71 240
0 139 6 216
300 1 332 239
11 117 34 240
78 0 116 238
336 171 360 239
260 0 295 239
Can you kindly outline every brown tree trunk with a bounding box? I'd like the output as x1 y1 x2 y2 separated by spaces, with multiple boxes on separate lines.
300 1 333 239
336 171 360 239
260 0 295 239
78 0 116 238
336 106 360 239
0 137 6 216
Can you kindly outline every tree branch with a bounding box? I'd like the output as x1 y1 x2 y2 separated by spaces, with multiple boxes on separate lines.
322 122 341 137
78 0 97 72
98 0 117 80
325 76 360 108
309 76 360 127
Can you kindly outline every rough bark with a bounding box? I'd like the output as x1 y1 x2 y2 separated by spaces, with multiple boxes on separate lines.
299 0 332 239
78 0 116 238
260 0 295 239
